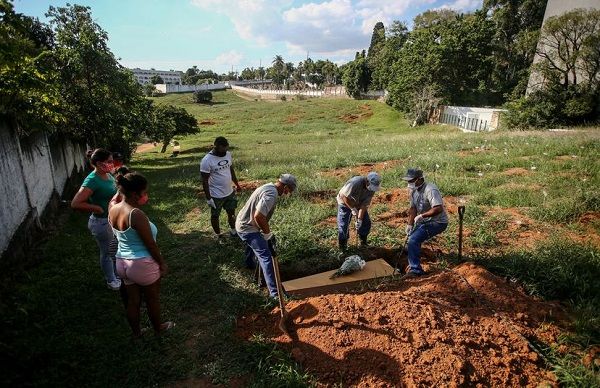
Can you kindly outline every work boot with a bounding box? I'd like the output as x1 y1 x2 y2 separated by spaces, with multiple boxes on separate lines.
339 239 348 253
359 236 368 247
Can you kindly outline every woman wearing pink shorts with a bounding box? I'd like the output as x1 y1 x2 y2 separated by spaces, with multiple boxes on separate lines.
108 172 174 338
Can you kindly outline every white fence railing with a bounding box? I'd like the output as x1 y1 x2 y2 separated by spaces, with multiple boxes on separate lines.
437 105 505 131
231 85 324 97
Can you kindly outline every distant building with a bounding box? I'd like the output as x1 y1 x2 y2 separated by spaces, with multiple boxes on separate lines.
527 0 599 94
130 68 183 85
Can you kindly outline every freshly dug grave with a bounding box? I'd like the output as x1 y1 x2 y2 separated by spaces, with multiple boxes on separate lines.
237 263 566 387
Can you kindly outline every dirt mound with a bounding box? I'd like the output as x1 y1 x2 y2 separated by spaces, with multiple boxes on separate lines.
238 180 264 192
285 114 301 124
237 263 565 387
502 167 531 176
304 190 337 204
322 160 403 179
339 104 373 124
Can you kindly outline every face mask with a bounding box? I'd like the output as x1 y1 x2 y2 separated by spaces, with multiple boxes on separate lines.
367 184 378 192
407 182 416 190
138 193 149 206
99 162 114 173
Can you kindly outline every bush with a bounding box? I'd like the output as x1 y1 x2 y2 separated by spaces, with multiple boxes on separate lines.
193 90 213 103
503 87 599 130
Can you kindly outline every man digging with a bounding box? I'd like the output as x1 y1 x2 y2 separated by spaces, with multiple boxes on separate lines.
337 172 382 252
402 168 448 278
200 136 242 239
235 174 297 299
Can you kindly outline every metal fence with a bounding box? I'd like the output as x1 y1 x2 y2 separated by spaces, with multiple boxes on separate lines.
439 112 489 131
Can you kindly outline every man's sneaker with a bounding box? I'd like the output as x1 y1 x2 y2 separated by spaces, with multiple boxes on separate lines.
229 228 238 237
107 279 121 290
359 237 369 247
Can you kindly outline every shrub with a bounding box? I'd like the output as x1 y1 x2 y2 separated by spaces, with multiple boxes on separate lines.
193 90 213 103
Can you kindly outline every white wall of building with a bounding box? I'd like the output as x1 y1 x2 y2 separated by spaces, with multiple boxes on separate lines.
130 68 183 85
155 83 228 93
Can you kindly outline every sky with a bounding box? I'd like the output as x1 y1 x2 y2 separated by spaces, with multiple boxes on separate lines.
14 0 482 74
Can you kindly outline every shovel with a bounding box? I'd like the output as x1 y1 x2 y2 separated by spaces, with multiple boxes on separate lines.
271 253 290 334
268 238 290 335
393 233 410 276
458 205 465 260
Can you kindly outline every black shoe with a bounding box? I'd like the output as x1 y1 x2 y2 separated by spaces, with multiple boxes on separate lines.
339 239 348 252
359 237 368 247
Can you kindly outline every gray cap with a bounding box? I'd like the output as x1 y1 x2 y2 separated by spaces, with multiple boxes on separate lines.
366 172 381 191
279 173 297 191
402 168 423 181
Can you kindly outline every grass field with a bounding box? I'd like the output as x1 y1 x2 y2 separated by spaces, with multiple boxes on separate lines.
1 90 599 386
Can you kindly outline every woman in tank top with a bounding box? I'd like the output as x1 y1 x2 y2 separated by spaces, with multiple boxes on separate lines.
108 172 173 338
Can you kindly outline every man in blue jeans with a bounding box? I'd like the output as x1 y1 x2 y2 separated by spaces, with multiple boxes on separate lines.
402 168 448 277
235 174 297 298
337 172 382 252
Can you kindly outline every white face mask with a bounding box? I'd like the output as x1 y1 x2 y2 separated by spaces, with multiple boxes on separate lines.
367 184 379 192
407 182 416 190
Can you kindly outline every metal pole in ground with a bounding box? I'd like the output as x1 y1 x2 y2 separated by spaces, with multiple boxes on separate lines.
458 205 465 260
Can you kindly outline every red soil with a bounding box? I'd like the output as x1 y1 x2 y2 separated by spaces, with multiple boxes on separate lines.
237 263 565 387
339 104 374 124
322 160 403 179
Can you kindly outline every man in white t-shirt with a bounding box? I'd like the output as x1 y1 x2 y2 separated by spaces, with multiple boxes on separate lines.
200 136 242 237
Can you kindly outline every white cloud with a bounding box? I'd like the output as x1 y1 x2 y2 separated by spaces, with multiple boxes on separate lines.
189 0 466 59
215 50 244 65
119 50 244 73
436 0 481 12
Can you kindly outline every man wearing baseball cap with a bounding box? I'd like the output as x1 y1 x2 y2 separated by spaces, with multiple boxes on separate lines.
402 168 448 277
336 172 381 252
235 174 297 298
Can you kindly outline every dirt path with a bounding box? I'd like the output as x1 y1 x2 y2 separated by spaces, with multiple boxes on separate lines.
135 142 156 153
238 263 565 387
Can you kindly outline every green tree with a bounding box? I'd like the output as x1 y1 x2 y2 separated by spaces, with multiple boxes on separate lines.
240 67 255 80
342 57 370 98
0 0 64 135
46 4 150 158
413 9 457 29
371 21 409 90
150 74 164 84
505 8 600 129
483 0 548 101
270 55 287 86
367 21 386 88
148 104 198 153
387 11 495 112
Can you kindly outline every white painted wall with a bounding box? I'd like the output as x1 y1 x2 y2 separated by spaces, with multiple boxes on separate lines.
155 83 228 93
0 122 85 256
0 126 31 256
439 106 506 131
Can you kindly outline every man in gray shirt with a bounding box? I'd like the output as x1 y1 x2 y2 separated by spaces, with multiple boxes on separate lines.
236 174 297 298
336 172 382 251
402 168 448 277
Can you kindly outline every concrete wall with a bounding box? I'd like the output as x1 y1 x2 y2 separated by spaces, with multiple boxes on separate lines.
0 126 32 256
527 0 600 93
155 83 228 94
437 106 507 131
0 122 86 256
